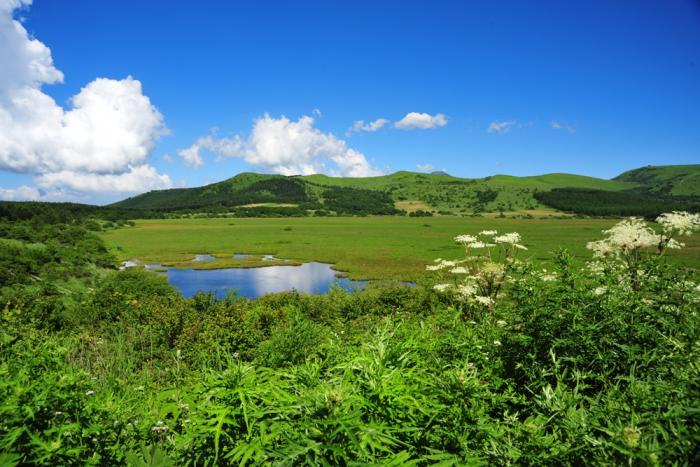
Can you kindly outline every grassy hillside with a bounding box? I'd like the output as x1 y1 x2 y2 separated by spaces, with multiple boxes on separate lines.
110 164 698 215
302 171 636 214
614 164 700 196
112 173 282 210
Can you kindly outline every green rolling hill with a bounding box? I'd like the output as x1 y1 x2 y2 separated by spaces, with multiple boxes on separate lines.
110 164 699 216
614 164 700 196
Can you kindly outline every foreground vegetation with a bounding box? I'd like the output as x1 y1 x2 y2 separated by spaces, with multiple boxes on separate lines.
100 216 700 279
1 206 699 464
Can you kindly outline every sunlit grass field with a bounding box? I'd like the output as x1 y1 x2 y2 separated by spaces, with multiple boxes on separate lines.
100 216 700 280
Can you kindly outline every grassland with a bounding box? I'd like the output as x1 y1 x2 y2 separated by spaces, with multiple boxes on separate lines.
100 216 700 280
615 164 700 196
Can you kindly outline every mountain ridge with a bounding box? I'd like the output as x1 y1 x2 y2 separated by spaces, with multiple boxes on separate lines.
110 164 700 215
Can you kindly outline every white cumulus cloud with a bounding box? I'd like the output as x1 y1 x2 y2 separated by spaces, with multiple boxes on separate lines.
394 112 447 130
349 118 389 134
180 114 382 177
177 133 242 167
35 164 173 194
487 120 517 134
0 0 172 200
0 184 40 201
550 121 576 133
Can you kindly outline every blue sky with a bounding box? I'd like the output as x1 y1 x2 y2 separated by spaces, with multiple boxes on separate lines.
0 0 698 203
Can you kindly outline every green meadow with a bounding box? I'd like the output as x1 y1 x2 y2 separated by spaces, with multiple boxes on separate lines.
101 216 700 279
5 206 700 464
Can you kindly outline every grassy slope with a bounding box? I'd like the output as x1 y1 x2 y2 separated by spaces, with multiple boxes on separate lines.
303 171 636 213
100 217 700 280
614 164 700 196
112 170 641 213
112 173 277 209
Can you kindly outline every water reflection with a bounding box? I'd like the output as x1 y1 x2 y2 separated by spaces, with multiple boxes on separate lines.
120 259 138 270
193 254 215 261
167 262 367 299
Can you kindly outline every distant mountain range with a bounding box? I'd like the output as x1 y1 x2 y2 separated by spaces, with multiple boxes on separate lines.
110 164 700 216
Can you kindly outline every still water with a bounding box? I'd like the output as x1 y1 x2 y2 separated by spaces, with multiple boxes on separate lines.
167 262 367 299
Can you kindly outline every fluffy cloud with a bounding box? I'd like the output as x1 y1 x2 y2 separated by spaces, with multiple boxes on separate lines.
487 120 517 134
177 133 242 167
0 1 171 200
350 118 389 134
35 165 173 193
180 114 382 177
394 112 447 130
416 163 434 172
0 184 40 201
550 121 576 133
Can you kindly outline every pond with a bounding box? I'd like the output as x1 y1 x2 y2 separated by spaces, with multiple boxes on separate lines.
166 262 368 299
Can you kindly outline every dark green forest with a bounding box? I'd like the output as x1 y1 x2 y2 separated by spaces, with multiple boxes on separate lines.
535 188 700 217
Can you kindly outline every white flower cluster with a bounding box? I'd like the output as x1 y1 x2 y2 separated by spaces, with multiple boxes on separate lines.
454 230 527 251
151 420 169 434
426 259 458 271
430 228 527 309
587 217 660 256
587 212 698 258
454 234 477 244
656 211 700 236
494 232 528 250
539 270 557 282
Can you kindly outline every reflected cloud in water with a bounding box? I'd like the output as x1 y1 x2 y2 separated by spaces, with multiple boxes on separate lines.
167 262 367 299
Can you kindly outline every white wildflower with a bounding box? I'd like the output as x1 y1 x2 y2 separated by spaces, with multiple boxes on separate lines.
586 240 616 257
450 267 468 274
151 421 169 434
593 286 607 296
85 390 95 396
496 320 507 326
540 273 557 282
433 283 451 292
468 241 495 249
457 284 477 297
665 238 684 249
656 211 700 236
454 234 477 244
479 230 498 236
601 217 661 250
473 295 494 306
494 232 521 244
427 259 457 271
493 340 502 346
